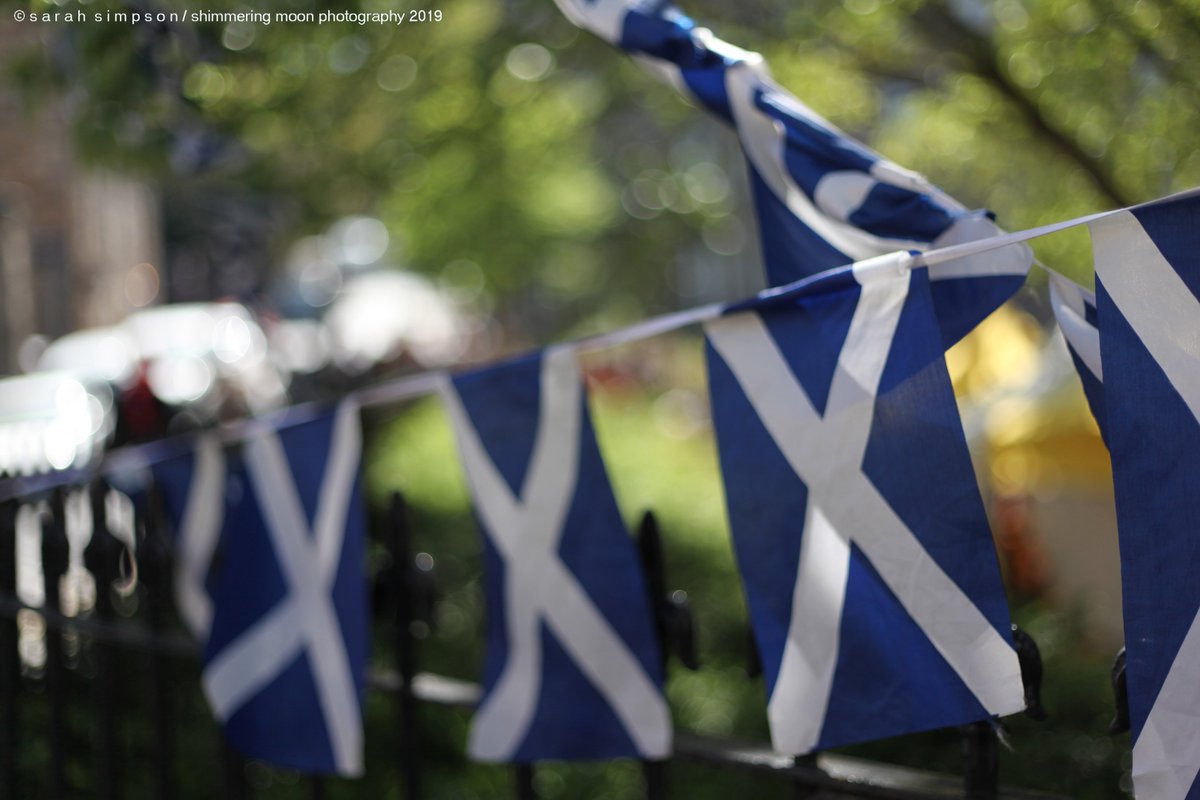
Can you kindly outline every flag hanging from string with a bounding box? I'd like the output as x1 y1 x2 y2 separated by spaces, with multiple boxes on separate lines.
1048 272 1107 441
168 401 370 776
150 435 225 641
440 347 671 762
1091 193 1200 800
550 0 1032 348
704 252 1025 754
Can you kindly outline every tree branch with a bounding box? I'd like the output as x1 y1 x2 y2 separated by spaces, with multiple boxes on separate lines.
1088 0 1200 97
909 0 1134 207
823 37 943 91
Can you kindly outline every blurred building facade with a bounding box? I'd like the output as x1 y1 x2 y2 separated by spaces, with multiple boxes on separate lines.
0 24 162 374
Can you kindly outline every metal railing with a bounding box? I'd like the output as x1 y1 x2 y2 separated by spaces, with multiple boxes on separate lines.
0 488 1068 800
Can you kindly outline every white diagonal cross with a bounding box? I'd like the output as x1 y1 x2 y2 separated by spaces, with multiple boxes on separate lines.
1048 271 1103 382
175 434 224 641
202 401 364 775
725 61 928 261
705 267 1023 755
1093 211 1200 800
439 347 672 762
547 2 1031 282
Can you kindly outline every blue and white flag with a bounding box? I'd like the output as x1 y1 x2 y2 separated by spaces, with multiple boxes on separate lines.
440 347 671 762
1048 272 1107 441
1091 193 1200 800
192 402 369 775
551 0 1032 348
704 252 1024 754
151 435 225 641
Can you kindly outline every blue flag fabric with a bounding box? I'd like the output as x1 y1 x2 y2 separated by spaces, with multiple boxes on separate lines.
1091 193 1200 800
703 253 1024 754
155 402 369 776
440 347 671 762
552 0 1032 348
150 435 225 641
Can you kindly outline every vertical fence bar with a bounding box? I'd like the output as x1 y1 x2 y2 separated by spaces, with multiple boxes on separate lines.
636 512 670 800
84 482 122 800
41 490 70 800
309 777 326 799
0 500 19 800
514 764 536 800
635 510 701 800
222 741 248 800
962 721 998 800
389 492 423 799
790 754 819 798
642 760 667 800
139 491 175 799
1011 626 1047 722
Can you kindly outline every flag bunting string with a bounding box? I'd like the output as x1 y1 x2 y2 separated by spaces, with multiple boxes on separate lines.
1 187 1197 502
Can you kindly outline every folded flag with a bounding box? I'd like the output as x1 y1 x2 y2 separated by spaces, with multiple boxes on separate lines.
440 347 671 762
1048 272 1107 441
180 402 369 775
151 435 226 641
704 252 1025 754
1090 192 1200 800
551 0 1032 348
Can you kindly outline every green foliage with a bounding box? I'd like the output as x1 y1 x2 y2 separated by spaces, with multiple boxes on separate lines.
7 0 1188 794
9 0 739 336
18 0 1198 322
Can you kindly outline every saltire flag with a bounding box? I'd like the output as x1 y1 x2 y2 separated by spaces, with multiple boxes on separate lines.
150 435 225 640
550 0 1032 348
439 347 671 762
1089 193 1200 800
1048 272 1107 442
153 402 369 775
703 252 1025 754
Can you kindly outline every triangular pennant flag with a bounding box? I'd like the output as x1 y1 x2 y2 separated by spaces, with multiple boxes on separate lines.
1090 193 1200 800
552 0 1032 348
195 401 369 775
704 253 1024 754
1048 271 1107 442
151 435 225 641
440 347 671 762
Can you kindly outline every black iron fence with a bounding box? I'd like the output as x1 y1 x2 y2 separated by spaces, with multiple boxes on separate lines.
0 486 1068 800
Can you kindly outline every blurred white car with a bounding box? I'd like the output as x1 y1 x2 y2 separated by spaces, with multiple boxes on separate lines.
323 271 469 373
20 302 288 456
39 302 287 412
0 371 113 477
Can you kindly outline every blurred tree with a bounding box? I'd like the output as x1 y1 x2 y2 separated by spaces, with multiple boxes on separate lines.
3 3 1181 795
8 0 1200 328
